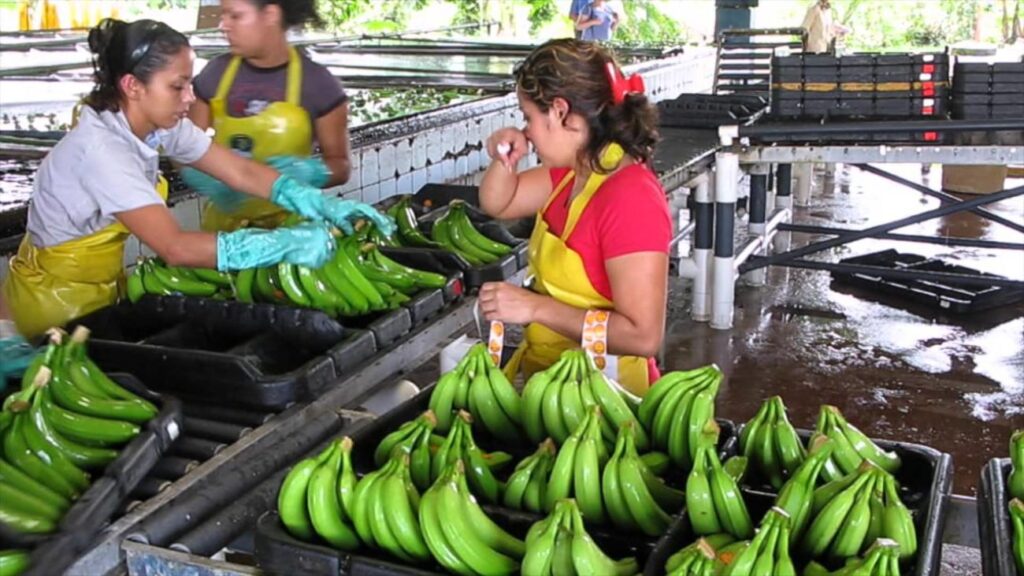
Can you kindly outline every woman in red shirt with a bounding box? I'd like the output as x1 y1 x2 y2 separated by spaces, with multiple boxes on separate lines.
477 38 670 396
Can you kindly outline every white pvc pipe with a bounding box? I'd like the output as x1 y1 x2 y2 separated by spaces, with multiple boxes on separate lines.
711 152 739 331
691 174 713 322
794 162 813 207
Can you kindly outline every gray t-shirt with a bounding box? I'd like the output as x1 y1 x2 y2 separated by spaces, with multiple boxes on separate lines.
193 50 347 122
27 107 211 247
581 3 616 42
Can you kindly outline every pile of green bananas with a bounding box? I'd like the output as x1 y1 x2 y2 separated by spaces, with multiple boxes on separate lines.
521 498 638 576
602 420 685 535
126 258 233 303
521 349 648 449
718 507 796 576
687 420 754 540
352 449 430 562
1010 430 1024 574
128 236 447 318
804 538 904 576
0 550 29 576
772 435 836 541
802 460 916 563
739 396 807 489
428 411 504 504
812 405 901 483
373 410 437 490
637 364 722 470
503 439 557 513
278 437 359 550
663 534 741 576
420 460 525 575
0 328 157 536
429 201 513 266
429 342 522 442
387 196 445 250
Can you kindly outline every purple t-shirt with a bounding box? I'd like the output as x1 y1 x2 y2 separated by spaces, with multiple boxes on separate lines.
193 50 347 123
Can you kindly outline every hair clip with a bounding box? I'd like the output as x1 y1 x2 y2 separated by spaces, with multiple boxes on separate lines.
604 62 645 105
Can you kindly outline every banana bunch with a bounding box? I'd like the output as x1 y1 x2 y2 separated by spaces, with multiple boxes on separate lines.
277 437 359 550
603 420 684 535
522 499 639 576
1011 498 1024 575
522 349 649 450
351 450 431 562
774 434 836 541
373 410 436 490
429 411 504 503
0 328 157 536
720 507 797 576
503 439 557 513
388 196 445 250
687 420 755 539
803 461 916 562
664 534 736 576
126 258 233 302
637 364 722 470
739 396 806 489
813 406 901 483
420 460 525 576
1009 429 1024 500
803 538 904 576
430 201 513 266
0 550 28 576
429 343 522 442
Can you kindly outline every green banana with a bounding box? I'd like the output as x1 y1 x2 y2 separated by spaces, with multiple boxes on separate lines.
0 482 64 522
29 388 118 470
567 500 639 576
775 434 833 540
687 438 723 536
49 365 154 423
148 260 219 297
40 375 140 447
707 424 754 539
801 470 873 558
306 442 359 550
333 239 385 309
449 203 511 257
637 365 712 430
3 414 79 500
0 457 70 512
772 396 807 479
277 448 332 541
139 260 173 296
0 550 29 576
573 414 606 524
521 505 563 576
337 437 357 522
1010 430 1024 501
126 265 146 303
1011 498 1024 576
831 407 901 474
880 472 917 561
390 197 444 249
828 470 874 560
378 462 431 561
351 462 386 548
276 263 312 307
0 499 56 534
586 358 650 451
467 354 519 443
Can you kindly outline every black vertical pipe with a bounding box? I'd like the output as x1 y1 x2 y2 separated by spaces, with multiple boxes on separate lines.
750 174 767 225
776 164 792 198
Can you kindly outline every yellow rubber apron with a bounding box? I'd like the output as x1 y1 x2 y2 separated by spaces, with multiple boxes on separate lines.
201 46 314 232
503 144 652 396
3 178 169 339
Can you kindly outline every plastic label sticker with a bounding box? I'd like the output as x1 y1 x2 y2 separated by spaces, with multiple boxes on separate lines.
581 309 617 380
166 421 181 442
487 321 504 366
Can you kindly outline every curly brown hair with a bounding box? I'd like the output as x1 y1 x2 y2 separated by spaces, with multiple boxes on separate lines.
514 38 659 174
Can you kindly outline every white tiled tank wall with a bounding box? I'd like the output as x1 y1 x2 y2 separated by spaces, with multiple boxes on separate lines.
0 48 715 282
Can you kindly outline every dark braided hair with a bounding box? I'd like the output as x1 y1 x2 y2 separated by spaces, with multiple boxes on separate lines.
247 0 323 28
514 38 659 174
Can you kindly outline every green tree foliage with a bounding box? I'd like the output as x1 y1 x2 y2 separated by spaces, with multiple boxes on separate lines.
612 0 684 46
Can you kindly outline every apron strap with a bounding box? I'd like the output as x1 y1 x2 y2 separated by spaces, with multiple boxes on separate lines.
561 142 625 241
213 56 243 102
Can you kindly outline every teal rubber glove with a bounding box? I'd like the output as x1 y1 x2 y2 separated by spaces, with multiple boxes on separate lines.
269 175 396 237
180 167 246 211
0 335 36 387
216 222 336 271
267 155 332 188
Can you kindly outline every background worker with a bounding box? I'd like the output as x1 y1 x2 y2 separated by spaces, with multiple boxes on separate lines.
802 0 850 54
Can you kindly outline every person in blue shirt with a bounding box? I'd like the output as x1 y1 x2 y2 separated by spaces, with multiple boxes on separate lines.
576 0 619 43
568 0 590 39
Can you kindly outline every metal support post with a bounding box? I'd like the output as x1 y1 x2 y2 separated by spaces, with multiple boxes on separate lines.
712 151 740 330
774 163 793 252
794 162 813 207
691 174 714 322
746 164 769 286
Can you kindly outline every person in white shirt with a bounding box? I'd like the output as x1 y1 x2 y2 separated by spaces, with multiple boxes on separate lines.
801 0 850 54
1 18 392 341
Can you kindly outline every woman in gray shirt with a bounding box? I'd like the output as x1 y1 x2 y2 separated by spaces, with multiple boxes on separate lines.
1 18 391 341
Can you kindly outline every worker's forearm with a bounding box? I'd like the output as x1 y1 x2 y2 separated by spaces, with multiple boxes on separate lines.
532 297 662 358
479 160 520 218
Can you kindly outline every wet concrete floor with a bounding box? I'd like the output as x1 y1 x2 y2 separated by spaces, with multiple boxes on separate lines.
663 163 1023 497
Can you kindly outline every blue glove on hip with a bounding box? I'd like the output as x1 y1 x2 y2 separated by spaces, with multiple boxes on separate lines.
267 156 332 188
269 175 396 237
180 167 247 211
216 222 336 271
0 335 36 387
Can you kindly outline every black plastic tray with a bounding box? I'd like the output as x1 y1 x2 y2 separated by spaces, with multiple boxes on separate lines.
68 297 379 409
378 248 465 323
732 423 953 576
979 458 1019 576
658 93 768 128
831 249 1024 314
0 374 182 576
952 102 1024 120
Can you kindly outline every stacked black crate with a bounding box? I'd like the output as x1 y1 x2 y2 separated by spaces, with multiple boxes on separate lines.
770 53 949 142
952 62 1024 120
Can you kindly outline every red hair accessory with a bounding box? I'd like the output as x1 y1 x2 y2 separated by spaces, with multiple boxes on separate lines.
604 62 645 105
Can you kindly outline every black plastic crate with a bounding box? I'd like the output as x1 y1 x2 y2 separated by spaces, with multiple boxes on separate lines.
831 249 1024 313
952 92 1022 105
979 458 1019 576
377 248 465 324
0 374 182 576
658 93 767 128
417 208 522 292
952 102 1024 120
68 298 379 409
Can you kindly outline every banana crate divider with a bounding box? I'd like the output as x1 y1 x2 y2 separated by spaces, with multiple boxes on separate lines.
65 247 468 410
978 458 1017 576
375 184 532 288
253 377 739 576
0 374 182 576
734 423 953 576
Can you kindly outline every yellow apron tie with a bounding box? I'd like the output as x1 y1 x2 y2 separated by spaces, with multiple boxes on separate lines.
503 144 652 396
202 46 314 232
3 177 169 338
